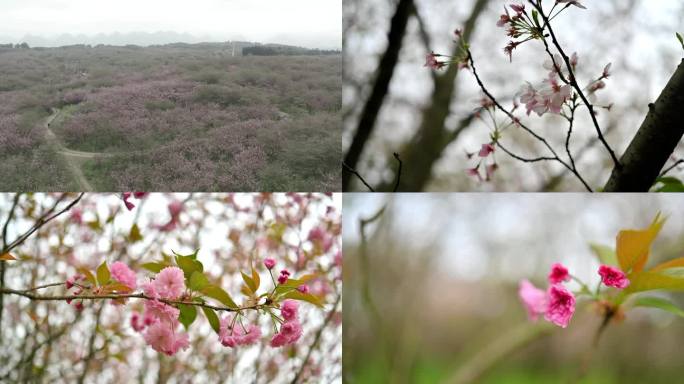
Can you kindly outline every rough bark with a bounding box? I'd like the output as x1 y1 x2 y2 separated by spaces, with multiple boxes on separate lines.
391 0 490 192
342 0 414 191
604 59 684 192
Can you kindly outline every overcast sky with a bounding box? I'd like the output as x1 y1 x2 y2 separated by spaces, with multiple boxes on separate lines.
0 0 341 48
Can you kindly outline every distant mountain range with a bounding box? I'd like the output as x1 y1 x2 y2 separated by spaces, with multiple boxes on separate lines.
0 31 340 50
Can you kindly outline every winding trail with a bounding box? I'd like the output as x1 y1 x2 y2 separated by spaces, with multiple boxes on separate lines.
43 109 104 191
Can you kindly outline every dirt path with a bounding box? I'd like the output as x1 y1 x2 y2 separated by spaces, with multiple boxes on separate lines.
43 109 98 191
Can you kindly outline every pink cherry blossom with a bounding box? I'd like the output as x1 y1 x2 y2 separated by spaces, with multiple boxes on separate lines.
122 192 135 211
143 321 189 356
142 282 180 323
110 261 137 290
278 269 290 285
424 52 445 70
218 317 262 348
270 320 303 347
281 299 299 321
518 279 547 321
598 265 630 289
544 284 576 328
131 312 145 332
263 258 276 270
548 263 570 284
478 143 495 158
153 267 185 299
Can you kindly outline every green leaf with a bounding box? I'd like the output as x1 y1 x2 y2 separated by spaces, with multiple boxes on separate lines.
128 224 143 242
201 285 238 309
141 262 167 273
532 9 540 28
96 261 110 286
178 304 197 330
175 255 203 280
633 296 684 317
282 290 325 308
241 271 257 294
189 271 209 291
655 177 684 192
201 307 221 334
589 243 618 266
625 270 684 293
677 32 684 49
77 267 97 285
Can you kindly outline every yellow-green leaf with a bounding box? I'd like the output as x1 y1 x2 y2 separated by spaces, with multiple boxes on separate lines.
282 290 325 308
96 261 110 286
201 285 238 309
101 283 133 293
616 213 666 273
241 271 257 294
128 224 143 243
77 267 97 285
251 264 260 291
651 257 684 272
589 243 617 266
175 255 203 280
201 307 220 334
0 253 17 261
633 296 684 317
625 270 684 293
141 262 167 273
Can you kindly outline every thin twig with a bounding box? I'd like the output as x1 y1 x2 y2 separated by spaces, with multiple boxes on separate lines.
0 286 263 313
342 162 376 192
659 159 684 178
2 193 84 255
290 292 341 384
392 153 403 192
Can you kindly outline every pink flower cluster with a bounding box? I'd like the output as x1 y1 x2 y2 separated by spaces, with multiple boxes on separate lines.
270 300 303 347
467 143 498 182
122 192 147 211
110 261 137 290
219 317 262 348
132 267 190 356
518 262 575 328
598 265 630 289
278 269 291 285
65 273 87 311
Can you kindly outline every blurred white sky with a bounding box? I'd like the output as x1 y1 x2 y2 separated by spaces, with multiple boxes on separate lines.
0 0 342 48
344 193 684 288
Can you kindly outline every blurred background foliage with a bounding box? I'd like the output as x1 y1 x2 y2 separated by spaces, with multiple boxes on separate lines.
343 194 684 383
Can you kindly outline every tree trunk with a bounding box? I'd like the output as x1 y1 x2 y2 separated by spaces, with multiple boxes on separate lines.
604 59 684 192
343 0 414 191
389 0 490 192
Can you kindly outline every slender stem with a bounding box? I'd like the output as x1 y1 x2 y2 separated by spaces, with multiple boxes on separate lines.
342 162 375 192
659 159 684 178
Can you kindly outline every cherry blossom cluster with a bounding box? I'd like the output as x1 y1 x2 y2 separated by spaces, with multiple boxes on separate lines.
519 262 630 328
63 253 322 356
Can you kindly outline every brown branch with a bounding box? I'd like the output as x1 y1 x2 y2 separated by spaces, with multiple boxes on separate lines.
0 286 263 313
604 59 684 191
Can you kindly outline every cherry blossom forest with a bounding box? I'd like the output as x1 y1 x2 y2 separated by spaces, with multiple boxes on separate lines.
0 44 341 191
0 193 341 383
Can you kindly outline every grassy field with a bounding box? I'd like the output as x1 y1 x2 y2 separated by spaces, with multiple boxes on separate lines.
0 43 340 191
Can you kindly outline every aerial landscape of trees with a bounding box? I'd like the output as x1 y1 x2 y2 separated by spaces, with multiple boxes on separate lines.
0 42 341 191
